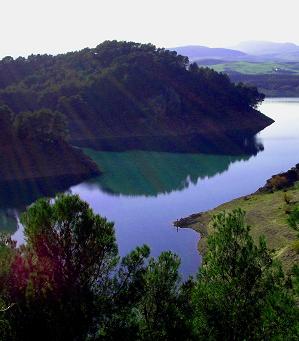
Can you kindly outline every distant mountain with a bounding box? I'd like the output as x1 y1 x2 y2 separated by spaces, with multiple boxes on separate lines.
234 41 299 59
172 42 299 62
171 45 249 61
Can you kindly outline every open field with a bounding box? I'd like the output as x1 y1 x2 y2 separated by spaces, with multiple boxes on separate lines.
199 61 299 75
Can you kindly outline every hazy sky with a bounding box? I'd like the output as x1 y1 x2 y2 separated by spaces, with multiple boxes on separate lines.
2 0 299 57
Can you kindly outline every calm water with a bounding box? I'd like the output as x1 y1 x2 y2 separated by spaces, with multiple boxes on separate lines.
4 98 299 277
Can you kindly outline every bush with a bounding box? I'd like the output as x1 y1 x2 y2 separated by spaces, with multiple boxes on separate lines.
268 175 289 191
288 206 299 233
292 240 299 254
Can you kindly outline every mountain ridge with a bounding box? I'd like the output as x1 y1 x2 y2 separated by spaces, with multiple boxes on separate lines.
172 41 299 62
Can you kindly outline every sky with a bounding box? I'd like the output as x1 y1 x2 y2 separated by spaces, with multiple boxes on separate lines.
1 0 299 58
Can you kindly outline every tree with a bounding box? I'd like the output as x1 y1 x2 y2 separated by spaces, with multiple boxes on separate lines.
236 82 265 108
94 245 151 340
189 62 199 73
14 109 68 143
135 251 193 341
0 234 16 340
1 196 298 340
0 105 13 141
8 194 118 341
192 209 299 340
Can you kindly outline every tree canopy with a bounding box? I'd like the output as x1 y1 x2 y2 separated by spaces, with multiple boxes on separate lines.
0 41 269 154
0 196 297 340
14 109 68 142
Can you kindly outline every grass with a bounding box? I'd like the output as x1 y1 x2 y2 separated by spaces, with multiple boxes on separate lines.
186 182 299 271
200 61 299 75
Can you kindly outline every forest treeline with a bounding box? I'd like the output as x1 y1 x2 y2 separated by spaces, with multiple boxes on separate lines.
229 73 299 97
0 41 270 153
0 194 298 340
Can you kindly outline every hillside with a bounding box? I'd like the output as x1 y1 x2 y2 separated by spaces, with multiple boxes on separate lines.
0 105 100 194
234 41 299 59
196 60 299 96
0 138 100 207
228 73 299 97
172 41 299 96
0 41 273 155
175 164 299 271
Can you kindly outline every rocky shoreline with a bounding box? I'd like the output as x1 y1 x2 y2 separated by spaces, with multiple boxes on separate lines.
256 163 299 193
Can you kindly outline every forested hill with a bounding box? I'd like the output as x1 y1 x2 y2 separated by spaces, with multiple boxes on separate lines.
0 41 273 154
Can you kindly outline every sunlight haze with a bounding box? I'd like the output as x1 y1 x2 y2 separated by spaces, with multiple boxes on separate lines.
2 0 299 57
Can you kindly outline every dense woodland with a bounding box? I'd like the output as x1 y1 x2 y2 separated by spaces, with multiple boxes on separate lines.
229 73 299 97
0 104 99 185
0 41 270 154
0 194 298 340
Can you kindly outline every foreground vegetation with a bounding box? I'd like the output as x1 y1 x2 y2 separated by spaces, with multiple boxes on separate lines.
0 194 298 340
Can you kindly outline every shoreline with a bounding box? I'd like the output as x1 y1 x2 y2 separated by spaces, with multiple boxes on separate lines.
174 164 299 270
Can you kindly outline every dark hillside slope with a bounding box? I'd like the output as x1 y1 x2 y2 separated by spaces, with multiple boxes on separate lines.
0 105 99 192
0 41 273 154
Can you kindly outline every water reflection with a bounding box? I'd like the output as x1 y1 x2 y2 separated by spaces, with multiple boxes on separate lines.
0 208 19 234
82 149 253 197
0 149 258 236
0 178 75 235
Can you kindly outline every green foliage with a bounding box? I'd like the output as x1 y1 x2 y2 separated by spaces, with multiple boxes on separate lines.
10 194 118 340
14 108 68 142
192 209 299 340
0 299 13 340
0 234 16 340
135 251 191 340
288 205 299 233
97 248 193 341
198 61 299 97
96 245 151 340
0 198 297 340
0 41 265 153
292 240 299 253
288 205 299 257
235 82 265 108
230 73 299 97
284 191 292 204
0 105 13 140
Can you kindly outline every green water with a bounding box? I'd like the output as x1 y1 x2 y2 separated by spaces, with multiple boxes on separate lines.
2 98 299 276
83 150 249 197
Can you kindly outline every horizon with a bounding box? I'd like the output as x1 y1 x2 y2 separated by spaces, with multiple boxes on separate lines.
2 0 299 58
2 39 299 60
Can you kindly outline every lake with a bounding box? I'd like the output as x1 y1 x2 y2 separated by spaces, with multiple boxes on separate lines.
4 98 299 277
